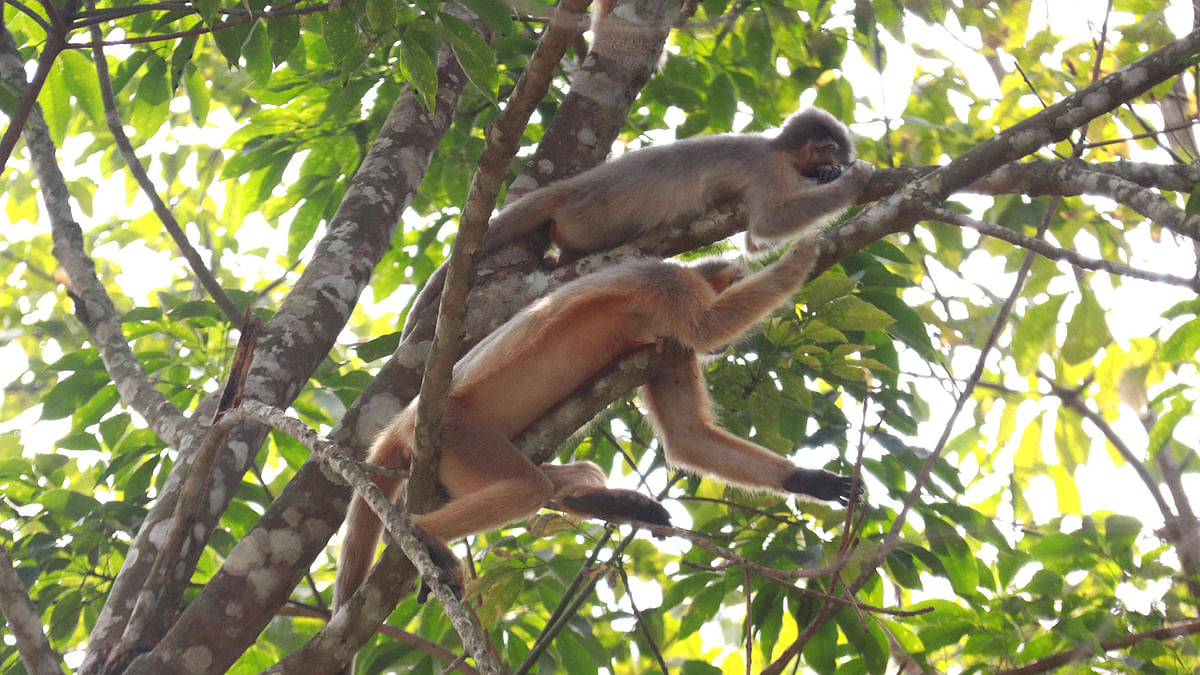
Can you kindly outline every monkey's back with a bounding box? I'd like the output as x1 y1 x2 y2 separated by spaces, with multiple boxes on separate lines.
550 134 795 251
447 260 717 436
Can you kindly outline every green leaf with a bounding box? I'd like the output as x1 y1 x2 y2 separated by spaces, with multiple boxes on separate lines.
130 55 170 138
1103 514 1142 552
802 270 857 307
268 15 301 64
212 19 252 70
1147 396 1189 454
402 27 441 109
1012 293 1066 374
1162 316 1200 362
819 296 895 332
243 21 273 85
707 73 736 130
1186 181 1200 218
438 12 497 102
1061 290 1110 365
182 63 211 126
42 369 111 420
41 57 71 146
192 0 220 26
60 49 105 126
455 0 513 35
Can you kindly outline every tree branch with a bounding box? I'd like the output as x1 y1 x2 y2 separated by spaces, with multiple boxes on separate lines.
0 24 191 450
926 206 1200 291
275 603 481 675
410 0 589 516
86 18 243 324
0 545 63 675
128 43 474 675
220 402 499 675
995 617 1200 675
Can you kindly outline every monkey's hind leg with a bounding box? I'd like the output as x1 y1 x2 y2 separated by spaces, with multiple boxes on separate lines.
541 462 672 527
411 525 465 604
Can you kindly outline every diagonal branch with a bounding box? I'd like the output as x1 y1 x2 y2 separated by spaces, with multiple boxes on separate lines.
0 545 63 675
86 20 243 324
1037 373 1175 524
410 0 591 515
226 401 500 675
926 206 1200 291
995 617 1200 675
0 23 191 449
276 603 481 675
869 26 1200 232
124 41 476 675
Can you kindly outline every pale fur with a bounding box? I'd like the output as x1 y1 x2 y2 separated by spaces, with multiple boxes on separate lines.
334 230 860 621
401 107 872 338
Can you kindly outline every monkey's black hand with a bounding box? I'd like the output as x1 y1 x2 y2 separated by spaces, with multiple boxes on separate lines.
782 468 863 506
412 526 464 604
808 163 844 184
561 489 672 529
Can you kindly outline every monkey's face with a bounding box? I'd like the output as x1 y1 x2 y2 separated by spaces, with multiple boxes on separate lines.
693 260 745 294
798 139 853 183
807 163 844 184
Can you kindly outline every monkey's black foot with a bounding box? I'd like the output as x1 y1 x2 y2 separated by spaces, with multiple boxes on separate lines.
808 163 844 184
561 489 672 528
782 468 863 506
412 526 464 604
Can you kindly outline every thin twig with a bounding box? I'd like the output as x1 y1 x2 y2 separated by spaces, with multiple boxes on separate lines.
513 526 616 675
927 207 1200 292
87 20 243 324
1038 373 1175 522
0 21 65 175
277 603 482 675
616 560 668 674
995 617 1200 675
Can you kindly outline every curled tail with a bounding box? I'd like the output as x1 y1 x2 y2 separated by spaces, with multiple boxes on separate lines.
401 185 567 337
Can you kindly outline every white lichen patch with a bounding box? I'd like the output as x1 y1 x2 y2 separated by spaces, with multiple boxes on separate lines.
147 516 173 548
224 530 269 575
180 646 214 674
1082 91 1109 114
509 173 541 194
247 568 281 603
227 438 251 467
207 481 228 515
282 506 304 528
268 528 303 566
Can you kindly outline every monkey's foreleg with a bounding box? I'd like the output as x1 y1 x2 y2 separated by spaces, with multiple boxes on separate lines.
782 468 862 506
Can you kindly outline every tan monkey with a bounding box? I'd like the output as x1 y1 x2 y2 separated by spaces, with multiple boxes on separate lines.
335 229 862 618
402 107 872 337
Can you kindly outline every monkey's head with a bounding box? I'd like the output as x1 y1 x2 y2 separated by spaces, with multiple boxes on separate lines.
772 107 854 183
692 259 746 294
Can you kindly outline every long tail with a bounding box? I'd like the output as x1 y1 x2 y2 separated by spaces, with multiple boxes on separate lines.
401 185 565 337
332 432 410 611
480 186 565 249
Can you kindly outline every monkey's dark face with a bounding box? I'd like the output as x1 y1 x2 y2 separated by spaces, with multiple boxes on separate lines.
796 139 852 183
807 163 844 184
